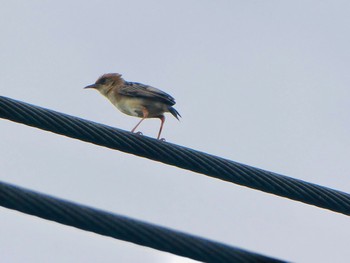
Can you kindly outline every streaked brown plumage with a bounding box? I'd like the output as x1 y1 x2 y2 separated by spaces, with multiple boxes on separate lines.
84 73 181 139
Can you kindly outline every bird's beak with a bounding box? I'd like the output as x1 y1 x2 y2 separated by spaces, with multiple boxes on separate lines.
84 84 97 89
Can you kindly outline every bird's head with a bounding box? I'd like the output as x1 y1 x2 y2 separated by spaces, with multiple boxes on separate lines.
84 73 123 95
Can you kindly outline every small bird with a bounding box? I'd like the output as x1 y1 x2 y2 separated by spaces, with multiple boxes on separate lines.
84 73 181 140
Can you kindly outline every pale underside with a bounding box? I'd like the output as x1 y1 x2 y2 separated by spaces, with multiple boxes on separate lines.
110 96 169 118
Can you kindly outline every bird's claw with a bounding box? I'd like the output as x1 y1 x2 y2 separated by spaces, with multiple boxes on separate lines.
159 138 166 142
135 131 143 136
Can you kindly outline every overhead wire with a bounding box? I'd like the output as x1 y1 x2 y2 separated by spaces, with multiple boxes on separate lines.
0 180 285 263
1 96 349 216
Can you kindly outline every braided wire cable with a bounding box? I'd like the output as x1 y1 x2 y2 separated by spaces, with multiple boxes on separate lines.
1 96 350 216
0 181 284 263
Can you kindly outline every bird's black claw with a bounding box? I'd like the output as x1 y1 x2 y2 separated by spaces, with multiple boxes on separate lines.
160 138 166 142
136 131 143 136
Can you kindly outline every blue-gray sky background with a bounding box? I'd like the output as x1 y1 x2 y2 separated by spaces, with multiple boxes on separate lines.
1 1 350 262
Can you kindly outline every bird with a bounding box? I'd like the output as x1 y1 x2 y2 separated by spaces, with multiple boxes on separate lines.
84 73 181 140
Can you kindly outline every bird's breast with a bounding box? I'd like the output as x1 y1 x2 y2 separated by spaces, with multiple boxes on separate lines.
111 97 144 117
109 96 167 118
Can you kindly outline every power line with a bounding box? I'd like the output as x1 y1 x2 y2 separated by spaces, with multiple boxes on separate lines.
0 96 350 215
0 180 284 263
1 95 349 216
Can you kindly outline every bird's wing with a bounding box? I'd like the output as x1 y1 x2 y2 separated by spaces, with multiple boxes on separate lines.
119 82 176 105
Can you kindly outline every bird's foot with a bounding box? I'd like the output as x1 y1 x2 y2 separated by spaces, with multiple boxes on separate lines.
135 131 143 136
159 138 166 142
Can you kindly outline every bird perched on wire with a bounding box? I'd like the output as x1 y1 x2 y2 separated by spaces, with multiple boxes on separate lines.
84 73 181 140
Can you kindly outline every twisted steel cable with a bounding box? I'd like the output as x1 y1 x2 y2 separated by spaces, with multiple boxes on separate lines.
1 96 350 216
0 181 284 263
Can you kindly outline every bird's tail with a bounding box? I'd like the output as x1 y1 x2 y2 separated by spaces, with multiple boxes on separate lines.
168 106 181 120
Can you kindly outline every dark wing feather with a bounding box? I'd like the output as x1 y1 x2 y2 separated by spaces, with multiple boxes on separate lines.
119 82 176 106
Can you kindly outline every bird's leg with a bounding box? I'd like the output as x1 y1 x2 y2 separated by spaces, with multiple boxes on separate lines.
157 116 165 140
131 118 145 133
131 108 148 133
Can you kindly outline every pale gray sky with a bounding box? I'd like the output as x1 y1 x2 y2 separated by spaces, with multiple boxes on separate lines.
1 1 350 262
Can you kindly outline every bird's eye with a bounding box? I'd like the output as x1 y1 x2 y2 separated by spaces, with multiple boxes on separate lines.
98 78 107 85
